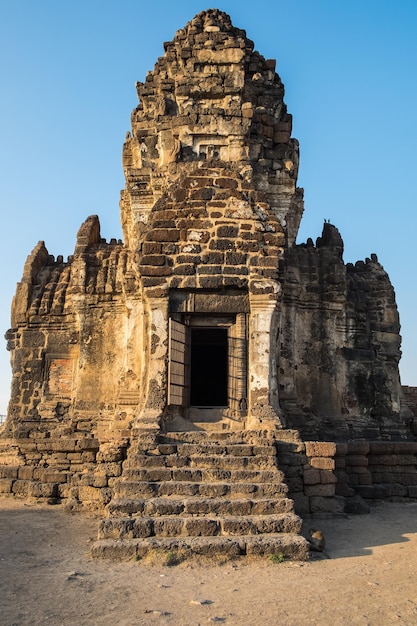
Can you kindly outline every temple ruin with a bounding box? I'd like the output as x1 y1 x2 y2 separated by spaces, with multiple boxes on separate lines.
1 10 415 560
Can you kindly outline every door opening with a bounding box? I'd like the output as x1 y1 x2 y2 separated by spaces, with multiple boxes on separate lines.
190 328 228 406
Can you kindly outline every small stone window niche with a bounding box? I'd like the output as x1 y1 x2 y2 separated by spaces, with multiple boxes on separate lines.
43 355 75 400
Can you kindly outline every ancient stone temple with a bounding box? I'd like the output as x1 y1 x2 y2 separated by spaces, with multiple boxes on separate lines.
1 10 414 560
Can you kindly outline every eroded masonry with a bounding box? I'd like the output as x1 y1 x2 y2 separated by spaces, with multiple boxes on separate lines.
1 10 416 560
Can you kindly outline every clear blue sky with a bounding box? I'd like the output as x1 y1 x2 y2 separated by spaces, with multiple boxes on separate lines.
1 0 416 414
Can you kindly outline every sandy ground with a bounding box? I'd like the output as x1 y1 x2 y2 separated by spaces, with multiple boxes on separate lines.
1 498 417 626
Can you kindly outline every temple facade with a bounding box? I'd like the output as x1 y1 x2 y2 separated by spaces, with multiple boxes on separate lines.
1 13 414 540
4 9 409 444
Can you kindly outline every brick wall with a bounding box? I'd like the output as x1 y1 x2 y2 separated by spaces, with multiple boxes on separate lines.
337 441 417 500
278 440 417 516
0 437 127 510
2 434 416 514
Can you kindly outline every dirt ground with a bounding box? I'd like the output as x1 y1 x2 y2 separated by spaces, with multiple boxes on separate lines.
0 498 416 626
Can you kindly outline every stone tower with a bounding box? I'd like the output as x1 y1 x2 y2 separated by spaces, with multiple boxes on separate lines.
2 9 410 472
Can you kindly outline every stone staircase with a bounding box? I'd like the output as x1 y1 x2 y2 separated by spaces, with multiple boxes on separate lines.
91 430 309 561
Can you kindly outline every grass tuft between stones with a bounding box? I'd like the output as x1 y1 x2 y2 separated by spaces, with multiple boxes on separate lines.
269 552 285 564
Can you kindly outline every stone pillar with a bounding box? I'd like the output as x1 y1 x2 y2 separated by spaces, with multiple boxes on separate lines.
234 313 248 411
247 293 284 429
225 312 248 420
134 293 169 433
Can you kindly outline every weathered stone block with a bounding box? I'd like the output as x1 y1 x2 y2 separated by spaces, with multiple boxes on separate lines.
305 442 337 458
347 442 370 455
91 539 138 560
291 491 310 515
139 265 172 277
57 484 79 499
0 466 19 479
358 473 373 485
0 479 14 493
304 484 335 497
397 454 417 465
335 443 348 456
142 242 162 254
199 483 228 497
78 485 104 502
241 104 253 118
77 438 100 451
348 465 370 474
185 518 220 536
28 482 58 498
310 495 345 515
370 454 397 466
12 480 30 496
130 518 154 538
50 440 78 452
355 484 384 499
140 254 166 266
21 331 46 349
369 442 394 455
17 466 34 479
287 477 304 492
190 187 215 201
173 264 196 275
394 442 417 454
320 470 337 484
274 131 291 143
334 469 349 483
225 252 247 265
400 473 417 485
309 457 335 470
303 468 321 485
153 517 183 537
93 474 108 488
398 465 417 474
216 178 239 190
283 465 303 478
198 276 223 289
346 455 369 467
381 472 397 483
67 452 83 462
209 238 234 250
146 229 180 242
335 482 355 497
41 471 68 484
221 517 253 535
198 264 222 275
201 251 224 264
184 176 213 188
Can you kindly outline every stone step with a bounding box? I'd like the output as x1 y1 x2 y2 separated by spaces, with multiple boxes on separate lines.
91 533 309 561
156 429 301 444
99 511 302 540
118 467 284 483
114 480 288 499
96 429 305 562
123 454 277 470
149 442 277 457
107 496 295 517
157 431 272 444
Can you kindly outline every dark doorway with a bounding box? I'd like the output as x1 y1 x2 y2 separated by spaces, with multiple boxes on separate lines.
190 328 228 406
